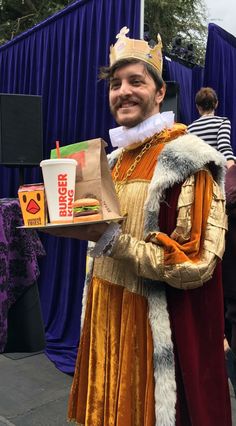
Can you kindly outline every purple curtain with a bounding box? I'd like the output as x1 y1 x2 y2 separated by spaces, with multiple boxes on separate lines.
191 65 204 120
204 23 236 153
0 0 140 373
164 57 204 125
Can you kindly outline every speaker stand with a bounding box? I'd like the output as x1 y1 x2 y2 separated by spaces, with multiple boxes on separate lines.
19 166 25 186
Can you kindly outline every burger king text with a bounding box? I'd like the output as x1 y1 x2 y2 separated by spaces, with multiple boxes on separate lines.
58 173 74 217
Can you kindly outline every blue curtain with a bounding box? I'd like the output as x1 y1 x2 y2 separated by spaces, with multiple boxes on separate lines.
204 24 236 153
164 57 204 125
0 0 140 373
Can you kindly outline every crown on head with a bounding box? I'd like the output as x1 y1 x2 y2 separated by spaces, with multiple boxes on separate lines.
109 27 163 74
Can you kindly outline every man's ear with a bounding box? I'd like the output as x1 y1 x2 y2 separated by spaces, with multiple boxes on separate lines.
155 85 166 106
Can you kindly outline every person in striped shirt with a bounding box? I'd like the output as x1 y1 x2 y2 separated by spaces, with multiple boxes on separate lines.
187 86 235 168
189 87 236 395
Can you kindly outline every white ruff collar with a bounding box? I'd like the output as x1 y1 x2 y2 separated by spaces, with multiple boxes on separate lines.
109 111 175 148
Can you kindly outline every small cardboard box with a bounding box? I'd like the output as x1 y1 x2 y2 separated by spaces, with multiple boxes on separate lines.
18 183 47 226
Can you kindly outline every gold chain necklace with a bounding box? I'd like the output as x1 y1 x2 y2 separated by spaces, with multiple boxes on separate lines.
113 130 169 196
113 140 154 196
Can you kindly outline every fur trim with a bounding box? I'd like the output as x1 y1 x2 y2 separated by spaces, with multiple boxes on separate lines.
156 134 226 189
80 254 94 332
107 148 122 170
144 134 226 235
144 282 176 426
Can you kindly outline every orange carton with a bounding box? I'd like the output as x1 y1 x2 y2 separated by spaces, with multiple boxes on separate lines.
18 183 47 227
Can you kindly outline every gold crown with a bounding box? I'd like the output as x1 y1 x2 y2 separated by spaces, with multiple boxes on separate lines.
109 27 163 74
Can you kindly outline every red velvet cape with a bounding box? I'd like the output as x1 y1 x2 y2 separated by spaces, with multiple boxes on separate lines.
159 183 232 426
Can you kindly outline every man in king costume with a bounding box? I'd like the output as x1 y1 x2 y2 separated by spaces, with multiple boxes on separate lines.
65 27 231 425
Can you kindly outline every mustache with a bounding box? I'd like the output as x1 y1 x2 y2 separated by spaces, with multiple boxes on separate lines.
113 96 139 109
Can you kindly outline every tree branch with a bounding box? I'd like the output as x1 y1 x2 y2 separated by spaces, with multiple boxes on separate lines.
11 13 35 39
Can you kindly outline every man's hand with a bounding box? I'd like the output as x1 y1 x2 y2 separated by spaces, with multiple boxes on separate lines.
39 221 110 242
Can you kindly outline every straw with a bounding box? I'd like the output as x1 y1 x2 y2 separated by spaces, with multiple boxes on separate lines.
56 140 61 158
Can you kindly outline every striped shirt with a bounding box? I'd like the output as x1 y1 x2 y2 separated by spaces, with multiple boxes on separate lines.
187 115 235 161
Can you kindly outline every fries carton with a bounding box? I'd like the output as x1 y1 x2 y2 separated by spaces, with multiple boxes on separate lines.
18 183 47 226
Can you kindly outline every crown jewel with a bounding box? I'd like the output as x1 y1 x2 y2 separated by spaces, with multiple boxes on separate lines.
109 27 163 74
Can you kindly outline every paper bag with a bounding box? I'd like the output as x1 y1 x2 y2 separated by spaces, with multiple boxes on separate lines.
51 138 121 221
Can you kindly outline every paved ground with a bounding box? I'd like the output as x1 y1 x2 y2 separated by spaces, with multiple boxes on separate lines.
0 353 72 425
0 352 235 425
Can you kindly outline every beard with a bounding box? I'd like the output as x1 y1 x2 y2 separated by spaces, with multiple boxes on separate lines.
110 94 159 128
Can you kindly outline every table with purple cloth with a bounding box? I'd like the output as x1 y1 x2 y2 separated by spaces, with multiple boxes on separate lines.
0 198 45 352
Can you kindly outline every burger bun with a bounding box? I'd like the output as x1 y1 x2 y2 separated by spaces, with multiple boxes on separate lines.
73 213 102 223
72 198 100 208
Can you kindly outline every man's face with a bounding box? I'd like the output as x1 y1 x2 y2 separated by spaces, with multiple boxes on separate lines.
109 62 165 128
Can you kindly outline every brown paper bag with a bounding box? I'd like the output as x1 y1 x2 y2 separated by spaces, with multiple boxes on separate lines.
51 138 121 221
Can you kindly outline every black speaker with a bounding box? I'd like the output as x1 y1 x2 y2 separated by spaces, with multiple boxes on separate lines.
5 282 45 353
161 81 180 121
0 93 43 165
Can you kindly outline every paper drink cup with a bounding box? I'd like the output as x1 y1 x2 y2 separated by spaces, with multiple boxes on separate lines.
40 158 77 223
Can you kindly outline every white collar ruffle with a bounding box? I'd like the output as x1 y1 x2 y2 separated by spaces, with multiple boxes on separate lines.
109 111 175 149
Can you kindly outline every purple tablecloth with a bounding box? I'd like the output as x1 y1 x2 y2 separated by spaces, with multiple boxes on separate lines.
0 198 45 351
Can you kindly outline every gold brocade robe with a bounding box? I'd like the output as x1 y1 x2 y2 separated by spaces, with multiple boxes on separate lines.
68 126 228 426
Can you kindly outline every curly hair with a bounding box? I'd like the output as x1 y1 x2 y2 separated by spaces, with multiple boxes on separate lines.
99 58 165 92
